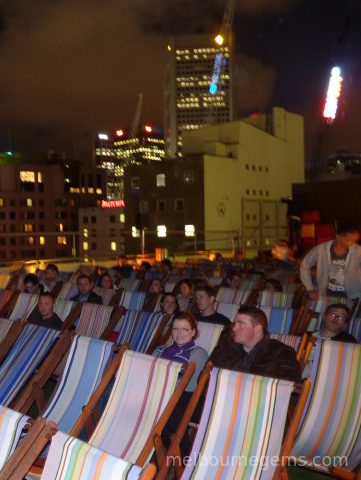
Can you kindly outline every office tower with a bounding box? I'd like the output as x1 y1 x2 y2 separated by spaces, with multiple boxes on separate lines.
164 33 234 158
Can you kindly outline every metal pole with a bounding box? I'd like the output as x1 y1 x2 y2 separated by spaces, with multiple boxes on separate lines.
241 197 245 259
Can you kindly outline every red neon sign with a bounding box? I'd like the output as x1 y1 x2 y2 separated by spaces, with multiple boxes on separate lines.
101 200 125 208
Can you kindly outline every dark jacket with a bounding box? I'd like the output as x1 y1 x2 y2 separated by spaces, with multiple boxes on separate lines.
70 290 103 305
308 330 357 344
209 333 302 383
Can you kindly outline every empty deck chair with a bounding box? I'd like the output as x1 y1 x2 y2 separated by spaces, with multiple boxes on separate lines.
0 405 45 472
216 287 250 304
155 366 311 480
269 333 302 351
0 425 156 480
0 290 14 313
193 321 224 355
261 306 294 334
258 290 294 308
69 350 195 467
0 318 15 344
57 282 79 300
117 290 147 310
13 335 115 421
118 278 142 292
115 310 169 353
52 298 76 322
0 292 39 320
214 301 238 322
0 325 66 406
290 340 361 478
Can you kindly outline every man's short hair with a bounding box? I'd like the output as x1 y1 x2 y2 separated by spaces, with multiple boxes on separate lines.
24 273 40 285
45 263 59 273
161 259 172 269
194 284 216 298
324 303 350 320
237 306 268 335
337 222 359 236
39 292 55 303
77 274 92 284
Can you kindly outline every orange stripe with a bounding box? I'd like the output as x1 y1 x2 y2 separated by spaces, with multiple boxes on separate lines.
92 451 108 480
308 342 344 457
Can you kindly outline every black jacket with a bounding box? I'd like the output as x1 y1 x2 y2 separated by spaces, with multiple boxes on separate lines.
209 333 302 383
70 290 103 305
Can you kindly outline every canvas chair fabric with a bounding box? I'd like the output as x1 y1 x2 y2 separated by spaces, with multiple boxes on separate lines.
88 350 185 464
0 405 30 469
216 288 250 305
261 306 294 334
9 293 39 320
258 291 294 309
117 291 146 310
214 301 238 322
291 340 361 472
195 321 224 355
0 324 60 405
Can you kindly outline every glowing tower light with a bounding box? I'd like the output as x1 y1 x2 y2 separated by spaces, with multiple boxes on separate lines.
323 66 343 121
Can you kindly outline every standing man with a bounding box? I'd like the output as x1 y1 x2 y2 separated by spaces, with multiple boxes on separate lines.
300 223 361 300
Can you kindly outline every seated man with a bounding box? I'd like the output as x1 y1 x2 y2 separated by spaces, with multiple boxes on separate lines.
209 305 301 382
27 292 62 331
221 270 243 289
44 263 61 282
194 285 230 325
70 274 102 304
23 273 44 295
311 303 356 343
112 254 133 279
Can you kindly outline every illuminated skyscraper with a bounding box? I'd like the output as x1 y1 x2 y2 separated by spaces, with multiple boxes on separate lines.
164 34 234 158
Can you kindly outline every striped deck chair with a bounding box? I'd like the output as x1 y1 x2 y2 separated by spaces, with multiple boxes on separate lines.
8 292 39 320
14 336 114 430
0 324 61 406
290 340 361 477
118 278 142 292
115 310 169 353
156 367 311 480
214 301 238 322
262 306 294 334
117 291 146 310
259 291 294 308
53 298 75 321
0 405 45 473
0 318 14 344
195 321 224 355
93 286 116 306
347 317 361 343
208 277 223 287
240 274 261 290
269 333 302 351
70 350 195 467
0 425 156 480
57 282 78 300
216 287 250 305
75 304 123 339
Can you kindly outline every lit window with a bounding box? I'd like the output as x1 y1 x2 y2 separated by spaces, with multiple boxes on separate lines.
96 188 102 194
57 236 67 245
84 229 88 238
111 242 117 251
28 237 34 245
23 224 33 232
0 199 4 206
120 214 125 223
88 188 94 194
38 172 43 183
156 174 166 187
157 225 167 237
132 226 140 238
185 225 195 237
40 236 45 245
59 224 64 232
20 171 35 182
83 242 89 250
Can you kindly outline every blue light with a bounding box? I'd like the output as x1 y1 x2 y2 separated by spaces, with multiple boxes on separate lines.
209 83 218 93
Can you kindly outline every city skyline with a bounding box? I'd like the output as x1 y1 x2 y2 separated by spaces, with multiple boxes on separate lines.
0 0 360 167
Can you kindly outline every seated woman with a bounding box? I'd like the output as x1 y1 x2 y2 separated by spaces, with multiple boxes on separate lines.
153 311 208 457
159 292 179 316
176 279 193 311
98 272 115 289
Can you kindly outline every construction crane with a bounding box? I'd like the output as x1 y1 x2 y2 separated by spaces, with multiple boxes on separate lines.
209 0 236 94
124 93 143 167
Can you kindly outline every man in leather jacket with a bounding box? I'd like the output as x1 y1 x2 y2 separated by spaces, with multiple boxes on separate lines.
209 306 301 383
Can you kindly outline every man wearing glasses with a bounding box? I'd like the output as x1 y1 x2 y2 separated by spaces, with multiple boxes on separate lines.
313 303 356 343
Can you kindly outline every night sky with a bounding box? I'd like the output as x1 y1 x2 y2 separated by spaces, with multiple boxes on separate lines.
0 0 360 168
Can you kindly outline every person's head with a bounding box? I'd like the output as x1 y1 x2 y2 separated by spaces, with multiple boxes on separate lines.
232 306 268 352
335 222 360 250
45 263 59 281
151 278 164 294
38 292 56 320
264 279 283 292
160 259 172 273
24 273 41 295
171 311 198 346
160 293 179 315
140 261 151 272
118 255 127 267
215 252 223 261
321 303 350 337
99 273 113 289
179 279 192 298
77 274 93 296
227 271 242 290
194 285 216 316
